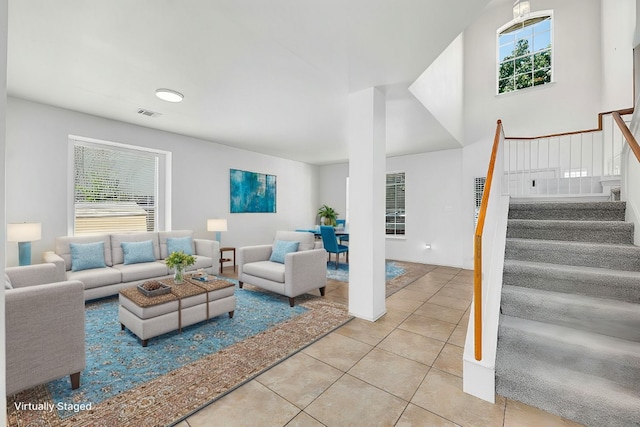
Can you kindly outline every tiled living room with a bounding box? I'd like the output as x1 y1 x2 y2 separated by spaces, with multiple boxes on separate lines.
176 264 584 427
2 0 637 426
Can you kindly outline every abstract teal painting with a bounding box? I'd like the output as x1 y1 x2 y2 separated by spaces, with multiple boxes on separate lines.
230 169 277 213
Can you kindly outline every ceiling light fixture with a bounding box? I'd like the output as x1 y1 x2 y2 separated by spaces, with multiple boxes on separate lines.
513 0 530 20
155 88 184 103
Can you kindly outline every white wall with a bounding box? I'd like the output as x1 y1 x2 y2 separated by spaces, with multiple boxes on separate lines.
634 0 640 46
465 0 604 143
601 0 635 111
386 149 464 267
5 97 319 266
317 162 349 225
318 148 465 268
410 33 465 144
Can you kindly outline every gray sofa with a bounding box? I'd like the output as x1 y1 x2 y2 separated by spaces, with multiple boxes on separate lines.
238 231 327 306
44 230 219 301
5 263 85 395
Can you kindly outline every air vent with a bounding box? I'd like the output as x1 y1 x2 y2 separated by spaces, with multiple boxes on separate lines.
137 108 162 118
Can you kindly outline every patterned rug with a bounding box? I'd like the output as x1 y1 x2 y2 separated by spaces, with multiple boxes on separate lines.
325 260 406 283
6 284 351 427
326 259 437 297
384 260 438 296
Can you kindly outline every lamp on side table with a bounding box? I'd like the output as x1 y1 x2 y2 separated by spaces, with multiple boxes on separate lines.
207 218 234 273
207 218 227 243
8 222 42 266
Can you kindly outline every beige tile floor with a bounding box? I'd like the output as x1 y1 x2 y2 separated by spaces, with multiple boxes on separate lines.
177 265 584 427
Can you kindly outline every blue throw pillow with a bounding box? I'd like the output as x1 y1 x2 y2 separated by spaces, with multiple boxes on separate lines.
122 240 156 265
70 241 106 272
167 236 193 256
269 240 299 264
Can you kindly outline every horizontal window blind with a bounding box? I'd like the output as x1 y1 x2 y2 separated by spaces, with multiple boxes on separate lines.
474 177 486 226
73 141 158 235
386 172 405 235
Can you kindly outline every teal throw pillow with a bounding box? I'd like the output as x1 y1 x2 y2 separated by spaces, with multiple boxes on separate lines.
167 236 193 256
70 241 106 272
122 240 156 265
269 240 299 264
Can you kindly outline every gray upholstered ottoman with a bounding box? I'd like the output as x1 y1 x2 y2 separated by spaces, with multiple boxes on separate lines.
119 277 236 346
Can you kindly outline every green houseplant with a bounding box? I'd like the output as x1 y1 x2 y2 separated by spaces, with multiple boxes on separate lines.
165 251 196 284
317 204 339 227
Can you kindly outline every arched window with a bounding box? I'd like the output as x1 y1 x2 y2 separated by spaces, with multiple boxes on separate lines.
497 11 553 94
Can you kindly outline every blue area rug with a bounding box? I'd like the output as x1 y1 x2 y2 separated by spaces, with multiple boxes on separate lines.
326 260 406 283
8 281 351 427
47 282 306 419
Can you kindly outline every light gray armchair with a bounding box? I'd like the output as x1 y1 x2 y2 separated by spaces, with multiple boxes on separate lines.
238 231 327 306
5 263 86 395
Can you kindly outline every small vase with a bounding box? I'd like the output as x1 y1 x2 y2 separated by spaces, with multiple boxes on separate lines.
174 265 185 284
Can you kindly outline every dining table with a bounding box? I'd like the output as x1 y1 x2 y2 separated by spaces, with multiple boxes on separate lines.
295 228 349 237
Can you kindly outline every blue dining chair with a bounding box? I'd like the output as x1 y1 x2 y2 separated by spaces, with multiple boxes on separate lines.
320 225 349 269
335 219 349 245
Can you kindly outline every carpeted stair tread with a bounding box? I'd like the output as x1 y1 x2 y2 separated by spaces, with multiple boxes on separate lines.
506 219 634 244
498 199 640 426
502 259 640 303
497 315 640 388
500 285 640 341
495 354 640 427
508 201 626 221
505 238 640 271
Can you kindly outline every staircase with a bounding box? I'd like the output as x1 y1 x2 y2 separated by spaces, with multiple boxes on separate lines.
495 200 640 427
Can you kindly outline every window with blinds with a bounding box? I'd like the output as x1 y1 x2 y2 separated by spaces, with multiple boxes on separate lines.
386 172 405 235
474 177 486 226
73 140 161 235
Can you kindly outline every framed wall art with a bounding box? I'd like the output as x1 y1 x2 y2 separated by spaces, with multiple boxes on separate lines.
229 169 277 213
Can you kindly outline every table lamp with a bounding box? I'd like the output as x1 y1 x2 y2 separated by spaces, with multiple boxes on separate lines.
8 222 42 266
207 218 228 243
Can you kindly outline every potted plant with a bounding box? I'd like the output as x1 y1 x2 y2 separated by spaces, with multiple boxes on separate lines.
165 251 196 284
317 204 339 227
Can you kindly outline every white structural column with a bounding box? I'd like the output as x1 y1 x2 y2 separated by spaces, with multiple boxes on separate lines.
347 87 386 321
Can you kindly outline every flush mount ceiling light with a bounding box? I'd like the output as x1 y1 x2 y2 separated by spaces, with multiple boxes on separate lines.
155 88 184 103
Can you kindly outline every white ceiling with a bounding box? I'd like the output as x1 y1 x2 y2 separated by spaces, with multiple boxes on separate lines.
7 0 492 165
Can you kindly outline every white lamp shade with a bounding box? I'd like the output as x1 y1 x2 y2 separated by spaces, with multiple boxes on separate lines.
207 218 228 232
7 222 42 242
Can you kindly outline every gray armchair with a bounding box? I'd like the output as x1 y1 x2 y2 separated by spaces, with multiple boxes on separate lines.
238 231 327 306
5 263 85 395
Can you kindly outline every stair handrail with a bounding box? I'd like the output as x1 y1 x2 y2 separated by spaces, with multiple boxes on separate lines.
612 111 640 163
502 107 635 197
473 119 504 361
504 107 634 140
